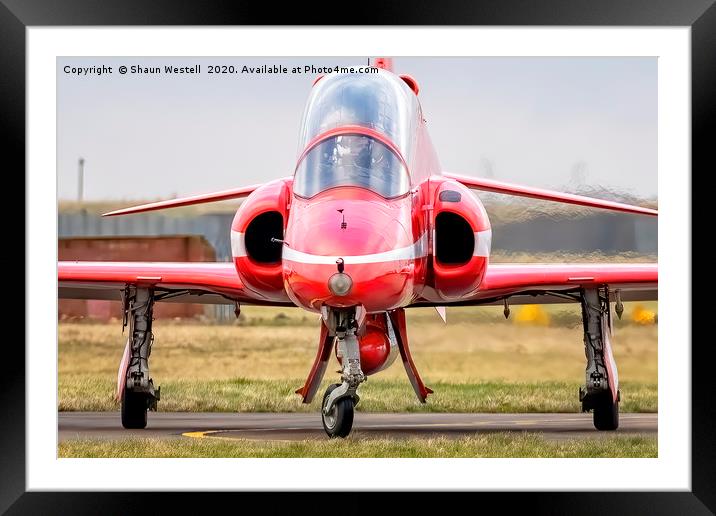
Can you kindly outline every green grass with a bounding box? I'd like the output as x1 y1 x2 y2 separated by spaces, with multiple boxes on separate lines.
58 434 658 458
59 376 657 413
58 309 657 414
58 311 658 458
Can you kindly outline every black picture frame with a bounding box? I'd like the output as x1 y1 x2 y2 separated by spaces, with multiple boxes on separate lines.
4 0 710 513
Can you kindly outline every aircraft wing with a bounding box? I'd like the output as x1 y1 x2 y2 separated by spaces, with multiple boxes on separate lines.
443 173 657 217
412 263 657 306
102 179 291 217
58 261 293 306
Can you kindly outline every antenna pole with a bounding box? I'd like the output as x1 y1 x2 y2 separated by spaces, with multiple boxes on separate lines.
78 157 85 202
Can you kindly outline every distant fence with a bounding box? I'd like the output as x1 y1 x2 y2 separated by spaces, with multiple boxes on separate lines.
492 213 656 254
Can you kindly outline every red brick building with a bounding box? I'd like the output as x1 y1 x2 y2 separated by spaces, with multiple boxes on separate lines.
58 235 217 321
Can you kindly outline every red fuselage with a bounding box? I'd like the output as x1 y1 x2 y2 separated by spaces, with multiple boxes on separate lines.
283 187 424 312
231 68 491 312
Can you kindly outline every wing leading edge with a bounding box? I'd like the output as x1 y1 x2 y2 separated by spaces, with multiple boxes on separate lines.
412 262 657 307
101 179 290 217
58 261 292 306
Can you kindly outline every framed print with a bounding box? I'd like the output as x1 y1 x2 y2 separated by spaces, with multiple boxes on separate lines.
4 0 711 513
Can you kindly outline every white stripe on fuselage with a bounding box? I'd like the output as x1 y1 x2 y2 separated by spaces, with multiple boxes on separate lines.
474 228 492 257
282 232 429 265
231 228 491 264
231 231 247 257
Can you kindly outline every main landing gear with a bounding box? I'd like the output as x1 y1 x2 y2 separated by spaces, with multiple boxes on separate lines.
579 288 620 431
319 309 365 438
119 286 160 429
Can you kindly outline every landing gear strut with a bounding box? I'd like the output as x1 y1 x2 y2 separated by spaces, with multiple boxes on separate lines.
579 287 620 431
120 286 160 429
320 308 366 438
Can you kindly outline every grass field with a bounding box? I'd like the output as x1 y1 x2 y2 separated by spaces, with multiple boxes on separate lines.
59 303 657 413
58 434 657 458
58 302 657 458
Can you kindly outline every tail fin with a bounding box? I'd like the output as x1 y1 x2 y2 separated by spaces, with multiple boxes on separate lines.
371 57 394 72
444 173 657 217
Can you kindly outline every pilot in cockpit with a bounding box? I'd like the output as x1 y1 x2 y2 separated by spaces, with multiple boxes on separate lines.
351 137 392 186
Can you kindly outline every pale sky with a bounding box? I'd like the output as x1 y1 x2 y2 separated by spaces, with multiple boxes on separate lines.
57 57 657 201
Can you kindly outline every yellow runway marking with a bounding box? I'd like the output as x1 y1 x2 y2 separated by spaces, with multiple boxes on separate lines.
182 431 212 439
181 418 599 443
180 414 656 442
182 430 243 441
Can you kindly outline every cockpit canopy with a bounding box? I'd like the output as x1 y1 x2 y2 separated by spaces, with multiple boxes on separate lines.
293 70 420 199
293 134 410 198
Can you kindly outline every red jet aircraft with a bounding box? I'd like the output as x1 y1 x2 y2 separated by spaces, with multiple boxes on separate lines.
58 58 657 437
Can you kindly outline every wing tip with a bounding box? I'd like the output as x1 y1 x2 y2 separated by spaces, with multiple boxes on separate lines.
102 206 146 217
632 206 658 217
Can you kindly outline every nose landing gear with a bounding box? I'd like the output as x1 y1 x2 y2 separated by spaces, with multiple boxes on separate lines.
318 308 366 438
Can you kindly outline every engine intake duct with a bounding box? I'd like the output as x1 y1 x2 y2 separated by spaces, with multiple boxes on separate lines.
435 212 474 265
245 211 283 264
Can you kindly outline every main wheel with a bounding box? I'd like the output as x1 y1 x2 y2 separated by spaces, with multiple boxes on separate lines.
121 388 148 429
321 384 354 438
593 394 619 431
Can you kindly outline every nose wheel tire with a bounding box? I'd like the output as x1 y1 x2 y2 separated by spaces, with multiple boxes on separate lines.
593 395 619 431
322 383 355 438
121 388 148 429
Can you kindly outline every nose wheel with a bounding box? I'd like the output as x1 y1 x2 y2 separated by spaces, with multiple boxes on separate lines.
322 384 355 438
315 307 365 438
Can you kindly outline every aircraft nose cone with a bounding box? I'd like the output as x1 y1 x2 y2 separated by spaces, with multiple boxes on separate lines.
282 194 414 312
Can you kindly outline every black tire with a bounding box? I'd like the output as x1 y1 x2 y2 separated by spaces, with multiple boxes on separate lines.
321 384 354 438
121 388 148 429
593 395 619 431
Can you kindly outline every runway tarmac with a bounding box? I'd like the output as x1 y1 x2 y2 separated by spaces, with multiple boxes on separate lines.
59 412 657 442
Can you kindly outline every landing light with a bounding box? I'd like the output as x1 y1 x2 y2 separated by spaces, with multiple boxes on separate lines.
328 272 353 296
